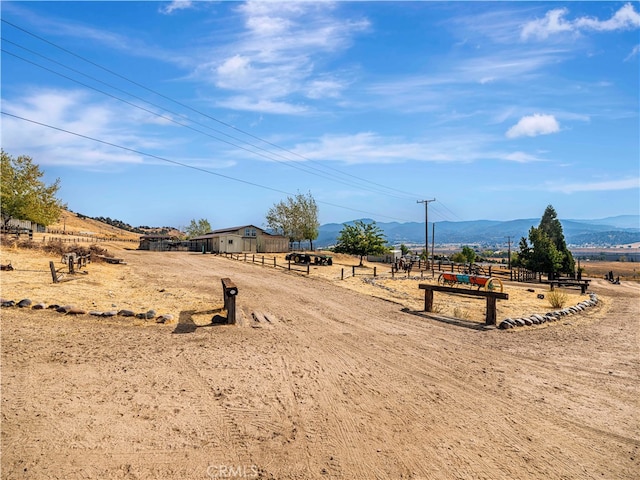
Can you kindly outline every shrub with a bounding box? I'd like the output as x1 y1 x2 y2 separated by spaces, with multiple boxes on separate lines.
453 306 471 320
547 290 568 309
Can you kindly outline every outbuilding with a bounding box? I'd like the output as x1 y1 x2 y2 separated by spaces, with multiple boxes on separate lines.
189 225 288 254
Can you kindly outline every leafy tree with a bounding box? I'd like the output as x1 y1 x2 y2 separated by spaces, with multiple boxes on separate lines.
333 220 389 266
461 245 477 263
538 205 575 273
399 244 410 256
514 205 575 277
266 192 319 249
1 150 64 227
185 218 212 238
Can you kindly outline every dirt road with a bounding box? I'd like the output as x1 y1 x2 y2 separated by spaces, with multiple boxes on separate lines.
1 251 638 479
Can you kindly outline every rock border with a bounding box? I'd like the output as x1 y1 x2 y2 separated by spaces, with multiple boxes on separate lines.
0 297 174 324
498 293 599 330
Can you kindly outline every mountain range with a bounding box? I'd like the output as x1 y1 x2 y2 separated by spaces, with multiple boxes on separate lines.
315 215 640 248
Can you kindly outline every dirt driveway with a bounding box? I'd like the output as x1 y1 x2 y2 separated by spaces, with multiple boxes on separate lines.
1 249 638 479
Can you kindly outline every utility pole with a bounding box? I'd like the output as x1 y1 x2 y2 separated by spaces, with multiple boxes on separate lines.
506 236 512 269
417 199 436 267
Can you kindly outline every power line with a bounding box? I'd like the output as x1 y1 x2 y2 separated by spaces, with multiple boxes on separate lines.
1 19 425 202
2 45 419 201
2 19 465 223
1 111 419 223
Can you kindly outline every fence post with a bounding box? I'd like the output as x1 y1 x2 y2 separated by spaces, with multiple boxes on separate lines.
341 268 344 280
50 261 59 283
374 266 377 277
274 257 276 268
307 264 310 275
221 278 238 324
68 256 75 274
352 265 355 277
288 259 291 270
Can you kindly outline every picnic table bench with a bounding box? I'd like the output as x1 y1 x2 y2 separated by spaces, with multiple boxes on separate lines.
545 279 591 294
419 283 509 326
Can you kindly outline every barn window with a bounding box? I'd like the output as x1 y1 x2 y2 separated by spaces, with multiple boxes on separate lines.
228 239 233 244
245 227 257 237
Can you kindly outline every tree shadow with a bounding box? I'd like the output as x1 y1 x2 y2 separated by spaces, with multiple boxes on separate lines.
401 308 493 331
172 308 229 334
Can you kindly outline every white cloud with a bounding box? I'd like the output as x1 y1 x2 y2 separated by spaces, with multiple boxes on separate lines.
522 3 640 40
196 1 369 113
506 114 560 138
546 178 639 193
215 96 309 115
290 132 533 166
160 1 193 15
521 8 574 40
500 151 546 163
575 3 640 32
1 89 172 167
625 44 640 61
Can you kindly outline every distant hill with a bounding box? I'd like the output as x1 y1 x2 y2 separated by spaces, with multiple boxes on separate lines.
316 216 640 248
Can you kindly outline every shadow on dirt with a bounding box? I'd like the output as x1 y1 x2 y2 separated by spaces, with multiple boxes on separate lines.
172 308 229 334
402 308 492 331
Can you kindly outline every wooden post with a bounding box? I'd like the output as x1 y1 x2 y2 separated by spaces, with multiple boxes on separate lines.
307 264 310 275
68 256 75 274
221 278 238 324
262 256 265 266
373 266 377 277
341 268 344 280
50 261 59 283
273 257 276 268
486 296 497 325
352 265 355 277
424 289 434 312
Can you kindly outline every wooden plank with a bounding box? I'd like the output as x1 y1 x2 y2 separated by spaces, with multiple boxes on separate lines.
419 284 508 300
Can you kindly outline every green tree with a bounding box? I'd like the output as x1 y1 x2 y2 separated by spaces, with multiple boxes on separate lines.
514 227 563 278
266 192 319 249
1 150 64 227
538 205 575 274
514 205 575 277
296 192 320 250
333 220 389 266
399 244 410 256
461 245 477 264
185 218 212 238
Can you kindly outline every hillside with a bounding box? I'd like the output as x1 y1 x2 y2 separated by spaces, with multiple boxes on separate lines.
46 210 183 241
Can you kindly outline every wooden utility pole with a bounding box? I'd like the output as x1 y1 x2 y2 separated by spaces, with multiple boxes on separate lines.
506 236 512 269
417 199 436 267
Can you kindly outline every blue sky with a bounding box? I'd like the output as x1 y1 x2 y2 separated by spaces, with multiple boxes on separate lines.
1 1 638 230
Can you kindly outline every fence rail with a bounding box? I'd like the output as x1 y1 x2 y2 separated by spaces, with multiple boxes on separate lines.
216 252 541 284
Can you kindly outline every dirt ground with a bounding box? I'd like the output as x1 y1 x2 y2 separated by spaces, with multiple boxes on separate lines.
1 243 638 479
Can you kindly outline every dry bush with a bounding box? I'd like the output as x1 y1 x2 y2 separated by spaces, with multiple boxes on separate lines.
453 306 471 320
3 237 113 262
547 290 568 309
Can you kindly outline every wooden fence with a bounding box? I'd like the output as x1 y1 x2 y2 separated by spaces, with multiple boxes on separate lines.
217 252 540 284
